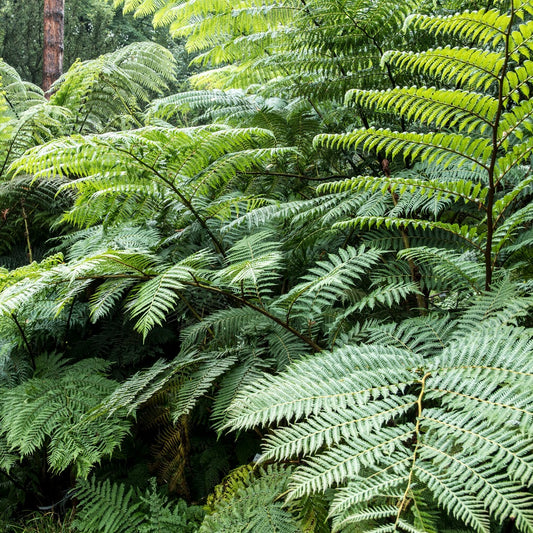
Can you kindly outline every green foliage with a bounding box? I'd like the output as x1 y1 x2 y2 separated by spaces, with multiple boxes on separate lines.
0 1 531 532
73 477 204 533
315 0 533 287
227 299 533 532
0 354 131 477
0 0 179 87
50 42 177 133
200 464 304 533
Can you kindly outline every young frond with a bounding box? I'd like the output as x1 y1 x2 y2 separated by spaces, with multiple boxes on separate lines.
405 9 510 46
0 60 46 113
318 174 488 207
384 47 502 92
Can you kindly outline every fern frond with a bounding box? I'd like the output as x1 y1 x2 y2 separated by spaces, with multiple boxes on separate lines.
100 353 200 417
227 310 533 532
50 42 176 133
384 47 502 91
73 477 144 533
318 174 488 207
172 353 238 421
347 87 496 134
405 9 510 46
0 357 131 477
216 230 284 302
126 257 207 338
199 464 302 533
279 245 383 322
316 128 491 170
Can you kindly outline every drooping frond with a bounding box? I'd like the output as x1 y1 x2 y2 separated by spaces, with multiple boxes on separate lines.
99 353 200 417
114 0 416 102
50 42 177 133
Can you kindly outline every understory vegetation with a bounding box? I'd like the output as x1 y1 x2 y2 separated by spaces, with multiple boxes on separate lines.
0 0 531 531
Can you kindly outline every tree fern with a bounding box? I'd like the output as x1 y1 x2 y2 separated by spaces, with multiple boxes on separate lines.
115 0 417 104
1 2 532 531
50 42 177 133
226 302 533 532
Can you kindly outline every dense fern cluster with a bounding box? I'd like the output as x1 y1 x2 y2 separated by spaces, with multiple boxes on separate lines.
0 0 531 531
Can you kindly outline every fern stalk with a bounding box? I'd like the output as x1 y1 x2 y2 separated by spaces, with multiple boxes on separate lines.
385 162 428 313
189 281 322 352
485 3 515 290
11 314 35 370
394 371 430 528
20 198 33 263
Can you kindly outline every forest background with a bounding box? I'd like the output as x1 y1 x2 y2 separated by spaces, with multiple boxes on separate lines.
0 0 531 532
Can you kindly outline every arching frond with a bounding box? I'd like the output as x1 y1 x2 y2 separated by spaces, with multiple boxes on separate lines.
50 42 177 133
227 315 533 532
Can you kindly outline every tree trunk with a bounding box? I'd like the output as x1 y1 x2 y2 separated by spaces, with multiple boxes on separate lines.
42 0 64 95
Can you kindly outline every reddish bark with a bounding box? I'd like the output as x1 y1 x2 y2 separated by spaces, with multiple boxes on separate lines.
42 0 65 95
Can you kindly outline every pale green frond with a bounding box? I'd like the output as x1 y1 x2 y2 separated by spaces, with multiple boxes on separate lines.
287 430 414 499
279 245 383 322
334 217 480 249
227 344 419 430
50 42 176 133
384 47 503 91
397 247 485 292
318 174 488 207
210 358 267 431
414 463 491 533
126 262 197 338
262 396 417 462
180 307 269 349
347 87 497 133
405 9 510 46
216 231 284 302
